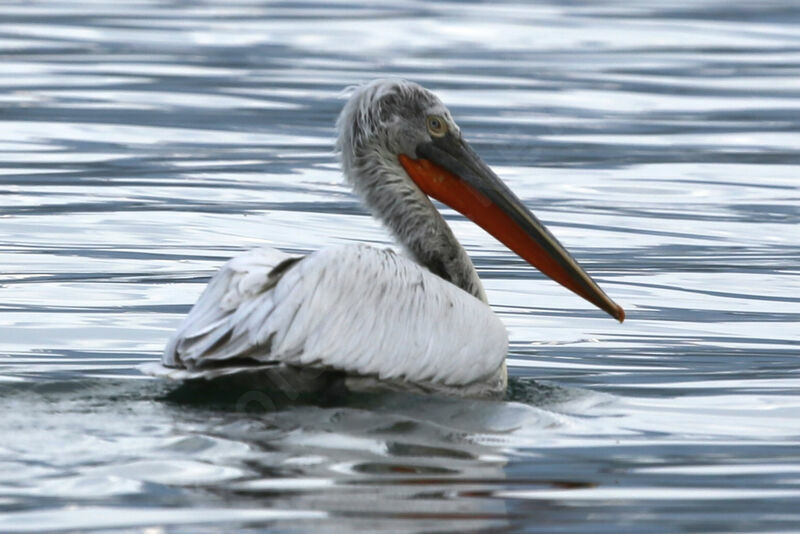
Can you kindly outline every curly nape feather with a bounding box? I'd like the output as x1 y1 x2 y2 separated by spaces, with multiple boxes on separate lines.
335 79 485 302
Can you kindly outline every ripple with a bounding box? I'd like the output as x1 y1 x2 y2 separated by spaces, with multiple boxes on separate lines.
0 507 324 533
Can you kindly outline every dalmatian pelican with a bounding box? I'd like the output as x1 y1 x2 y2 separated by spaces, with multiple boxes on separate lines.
142 79 624 398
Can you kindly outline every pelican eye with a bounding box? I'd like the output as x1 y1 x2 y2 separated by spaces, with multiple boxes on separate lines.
426 115 448 137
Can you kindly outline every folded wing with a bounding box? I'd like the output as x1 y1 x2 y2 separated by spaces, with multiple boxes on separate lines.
146 244 508 387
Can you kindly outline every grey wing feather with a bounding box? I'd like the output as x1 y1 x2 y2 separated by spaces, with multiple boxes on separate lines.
162 247 301 369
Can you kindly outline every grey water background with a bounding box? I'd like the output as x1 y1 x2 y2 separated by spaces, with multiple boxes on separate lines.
1 0 799 532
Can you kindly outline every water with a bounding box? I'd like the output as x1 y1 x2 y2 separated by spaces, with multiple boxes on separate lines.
1 0 799 532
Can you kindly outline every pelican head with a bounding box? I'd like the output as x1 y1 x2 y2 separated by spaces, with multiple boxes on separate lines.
336 79 624 322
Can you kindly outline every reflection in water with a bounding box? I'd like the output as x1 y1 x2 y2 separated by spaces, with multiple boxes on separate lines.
1 0 800 532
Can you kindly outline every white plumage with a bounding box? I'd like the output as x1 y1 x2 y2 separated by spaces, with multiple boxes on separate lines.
143 245 508 392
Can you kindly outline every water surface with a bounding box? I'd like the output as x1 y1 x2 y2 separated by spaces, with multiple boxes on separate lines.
1 1 799 532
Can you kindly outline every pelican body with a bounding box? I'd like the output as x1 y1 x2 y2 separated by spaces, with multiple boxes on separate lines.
143 79 624 398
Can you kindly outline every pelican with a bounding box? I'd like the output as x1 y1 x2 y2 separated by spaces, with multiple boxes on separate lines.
142 79 624 398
